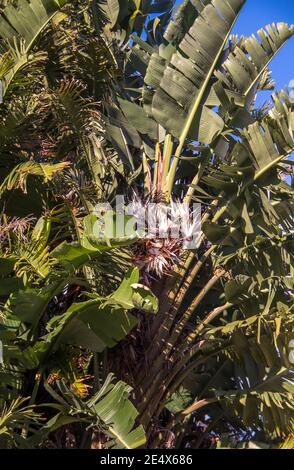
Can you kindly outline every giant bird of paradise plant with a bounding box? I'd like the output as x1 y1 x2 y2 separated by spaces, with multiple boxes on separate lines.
0 0 293 449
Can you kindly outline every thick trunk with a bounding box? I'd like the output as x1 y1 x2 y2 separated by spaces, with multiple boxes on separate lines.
131 266 227 446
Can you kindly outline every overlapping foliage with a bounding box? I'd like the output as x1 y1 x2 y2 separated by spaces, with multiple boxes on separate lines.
0 0 293 449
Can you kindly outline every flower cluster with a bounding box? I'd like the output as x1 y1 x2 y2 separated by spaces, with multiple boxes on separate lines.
129 197 201 278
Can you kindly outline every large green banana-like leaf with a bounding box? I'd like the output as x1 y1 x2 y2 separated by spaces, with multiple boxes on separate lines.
143 0 245 144
35 296 138 355
0 0 67 46
241 90 294 182
244 90 294 182
205 91 294 230
34 267 156 357
93 0 174 38
95 0 120 28
163 0 200 46
40 374 146 449
0 0 68 96
215 23 294 101
92 376 146 449
169 323 294 439
5 213 139 326
205 25 294 113
222 368 294 439
244 120 293 181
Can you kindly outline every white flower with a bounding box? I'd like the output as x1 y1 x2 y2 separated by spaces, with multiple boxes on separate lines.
129 196 202 277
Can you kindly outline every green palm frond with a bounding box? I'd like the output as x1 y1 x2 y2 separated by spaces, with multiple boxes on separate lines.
143 0 245 144
0 161 70 197
0 0 68 97
0 397 43 448
215 23 294 101
41 373 146 449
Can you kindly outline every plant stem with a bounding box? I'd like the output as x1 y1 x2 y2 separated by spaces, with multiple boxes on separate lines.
146 245 214 364
177 301 233 355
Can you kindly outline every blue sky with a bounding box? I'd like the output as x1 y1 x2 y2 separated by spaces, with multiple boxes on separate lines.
175 0 294 97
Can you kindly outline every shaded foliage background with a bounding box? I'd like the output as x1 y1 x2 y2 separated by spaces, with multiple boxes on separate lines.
0 0 293 449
